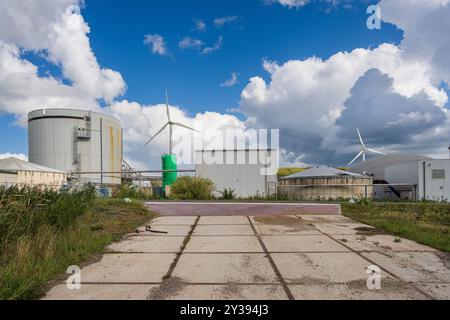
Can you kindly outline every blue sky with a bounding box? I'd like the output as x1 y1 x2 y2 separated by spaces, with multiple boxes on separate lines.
81 0 401 114
1 0 449 167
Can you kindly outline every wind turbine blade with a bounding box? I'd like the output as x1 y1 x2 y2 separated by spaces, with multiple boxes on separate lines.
165 89 171 122
145 123 169 145
366 148 386 156
348 150 364 167
172 121 200 132
357 128 366 149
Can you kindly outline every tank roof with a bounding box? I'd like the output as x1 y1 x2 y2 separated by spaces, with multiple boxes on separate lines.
28 108 120 124
281 166 367 180
348 153 433 180
0 157 66 173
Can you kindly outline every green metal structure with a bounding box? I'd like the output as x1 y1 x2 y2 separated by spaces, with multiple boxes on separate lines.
162 154 177 191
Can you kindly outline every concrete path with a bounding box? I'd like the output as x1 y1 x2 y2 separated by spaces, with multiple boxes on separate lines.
44 210 450 300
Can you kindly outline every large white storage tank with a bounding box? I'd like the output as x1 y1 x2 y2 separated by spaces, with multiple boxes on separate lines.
28 109 122 186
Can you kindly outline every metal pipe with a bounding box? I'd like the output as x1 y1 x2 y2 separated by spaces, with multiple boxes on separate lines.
423 161 427 200
72 169 196 175
100 118 103 185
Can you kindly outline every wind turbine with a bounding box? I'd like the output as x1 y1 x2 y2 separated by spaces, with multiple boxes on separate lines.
348 128 386 166
145 90 198 154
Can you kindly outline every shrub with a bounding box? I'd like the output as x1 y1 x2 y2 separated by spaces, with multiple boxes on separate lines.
220 188 236 200
114 182 153 200
170 176 215 200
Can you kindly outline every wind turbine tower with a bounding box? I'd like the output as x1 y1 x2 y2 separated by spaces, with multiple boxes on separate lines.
145 90 198 193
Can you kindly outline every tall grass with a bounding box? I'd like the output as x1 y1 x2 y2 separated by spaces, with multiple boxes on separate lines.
0 186 95 247
342 201 450 252
0 186 153 300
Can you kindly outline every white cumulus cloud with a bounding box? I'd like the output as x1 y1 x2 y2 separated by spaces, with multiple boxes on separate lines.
144 34 169 56
213 15 239 28
221 72 239 87
179 37 205 51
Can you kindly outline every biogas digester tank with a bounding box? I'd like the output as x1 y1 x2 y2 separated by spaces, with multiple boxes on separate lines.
28 109 123 186
162 154 177 191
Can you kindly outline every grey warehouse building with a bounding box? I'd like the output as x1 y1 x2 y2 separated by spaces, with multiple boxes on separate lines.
349 154 450 201
195 149 278 198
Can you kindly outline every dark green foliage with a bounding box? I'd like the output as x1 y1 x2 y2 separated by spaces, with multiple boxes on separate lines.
220 188 236 200
170 176 215 200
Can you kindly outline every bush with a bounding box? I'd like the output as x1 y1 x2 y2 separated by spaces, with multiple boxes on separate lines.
170 176 215 200
114 182 153 200
220 188 236 200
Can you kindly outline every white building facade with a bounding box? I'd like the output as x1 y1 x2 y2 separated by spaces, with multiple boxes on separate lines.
195 149 278 198
386 160 450 201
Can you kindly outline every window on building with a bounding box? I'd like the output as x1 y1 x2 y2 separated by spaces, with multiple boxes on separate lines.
432 169 446 179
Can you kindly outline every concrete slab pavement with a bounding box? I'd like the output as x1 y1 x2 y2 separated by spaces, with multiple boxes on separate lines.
44 208 450 300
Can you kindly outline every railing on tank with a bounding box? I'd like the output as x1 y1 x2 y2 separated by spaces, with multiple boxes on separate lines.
276 183 418 201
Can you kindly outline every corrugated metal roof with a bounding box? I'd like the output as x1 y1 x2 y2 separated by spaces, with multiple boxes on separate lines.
348 153 432 180
0 157 65 173
281 166 366 180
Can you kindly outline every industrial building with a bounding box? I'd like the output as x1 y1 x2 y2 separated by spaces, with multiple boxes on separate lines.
195 149 278 198
0 157 66 189
349 154 450 201
278 166 373 200
28 109 123 186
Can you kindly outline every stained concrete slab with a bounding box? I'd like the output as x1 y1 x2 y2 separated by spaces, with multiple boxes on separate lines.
313 223 377 235
199 216 250 225
130 225 191 237
362 251 450 283
262 235 350 252
255 224 322 235
272 252 387 284
107 236 184 253
331 235 437 253
185 236 263 253
251 215 321 235
43 284 157 300
415 283 450 300
288 281 427 300
80 253 175 283
171 254 278 284
296 215 355 224
147 280 288 300
44 211 450 300
249 215 298 224
194 224 255 236
150 216 197 226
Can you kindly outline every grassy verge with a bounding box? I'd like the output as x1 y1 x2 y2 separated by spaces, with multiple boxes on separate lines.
341 202 450 252
0 187 156 300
